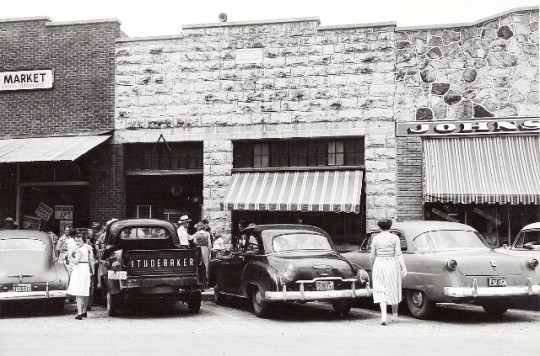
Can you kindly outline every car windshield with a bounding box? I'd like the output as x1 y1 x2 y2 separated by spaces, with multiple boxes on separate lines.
272 233 332 252
0 238 46 251
119 227 170 240
513 230 540 249
413 230 489 252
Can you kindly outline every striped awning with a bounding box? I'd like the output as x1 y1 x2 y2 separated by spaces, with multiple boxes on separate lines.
423 136 540 204
0 135 110 163
222 170 364 213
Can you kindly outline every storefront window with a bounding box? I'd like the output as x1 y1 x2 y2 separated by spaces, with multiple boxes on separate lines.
233 138 364 169
126 143 203 171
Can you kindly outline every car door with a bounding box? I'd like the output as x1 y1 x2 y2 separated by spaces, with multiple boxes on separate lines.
228 233 262 295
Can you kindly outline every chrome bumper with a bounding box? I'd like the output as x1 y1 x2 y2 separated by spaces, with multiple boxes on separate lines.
0 290 67 300
444 278 540 298
265 277 372 301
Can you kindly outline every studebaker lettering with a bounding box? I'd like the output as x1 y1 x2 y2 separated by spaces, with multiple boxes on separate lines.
130 258 195 268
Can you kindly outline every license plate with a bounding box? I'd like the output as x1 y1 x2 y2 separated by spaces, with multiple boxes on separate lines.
108 271 127 280
488 277 507 287
315 281 334 291
13 284 31 292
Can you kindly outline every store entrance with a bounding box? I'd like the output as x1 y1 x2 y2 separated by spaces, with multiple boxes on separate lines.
126 175 203 232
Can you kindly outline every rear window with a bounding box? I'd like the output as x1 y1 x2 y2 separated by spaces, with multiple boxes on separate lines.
119 227 170 240
0 238 46 251
272 233 332 252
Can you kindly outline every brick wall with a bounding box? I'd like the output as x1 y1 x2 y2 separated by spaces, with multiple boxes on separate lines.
115 18 399 237
396 137 423 220
0 18 121 138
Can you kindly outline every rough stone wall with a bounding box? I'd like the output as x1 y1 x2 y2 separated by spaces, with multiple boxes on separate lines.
115 19 398 237
0 19 122 138
395 9 539 121
394 8 539 221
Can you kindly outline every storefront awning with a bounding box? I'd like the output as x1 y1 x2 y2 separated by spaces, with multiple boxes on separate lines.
222 170 364 213
0 135 110 163
423 136 540 205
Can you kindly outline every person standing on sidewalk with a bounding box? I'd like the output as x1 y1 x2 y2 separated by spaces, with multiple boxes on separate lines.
67 234 91 320
177 215 193 248
193 222 212 286
370 218 407 325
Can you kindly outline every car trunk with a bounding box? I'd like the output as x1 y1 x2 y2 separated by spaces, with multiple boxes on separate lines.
268 251 356 281
433 250 524 276
0 250 57 283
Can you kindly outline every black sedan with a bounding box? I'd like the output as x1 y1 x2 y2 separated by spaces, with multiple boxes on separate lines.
209 224 371 318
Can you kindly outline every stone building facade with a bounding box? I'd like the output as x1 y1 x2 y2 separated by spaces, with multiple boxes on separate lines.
0 17 123 231
394 6 539 243
115 18 398 243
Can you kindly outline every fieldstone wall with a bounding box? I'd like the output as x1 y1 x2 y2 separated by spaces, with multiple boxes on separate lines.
395 8 539 121
394 7 539 222
115 18 399 238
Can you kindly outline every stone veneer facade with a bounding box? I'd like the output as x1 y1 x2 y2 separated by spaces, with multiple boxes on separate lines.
114 18 399 240
394 6 539 221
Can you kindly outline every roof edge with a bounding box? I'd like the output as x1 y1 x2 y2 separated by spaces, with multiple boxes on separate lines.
116 34 185 43
0 16 52 24
182 16 321 29
318 21 397 31
46 18 122 27
396 6 539 31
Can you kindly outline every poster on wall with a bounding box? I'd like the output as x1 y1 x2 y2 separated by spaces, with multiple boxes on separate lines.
55 205 74 220
59 220 73 233
23 216 42 231
35 202 53 221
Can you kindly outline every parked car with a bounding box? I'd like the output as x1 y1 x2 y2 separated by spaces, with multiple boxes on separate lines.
342 221 540 319
0 230 68 316
498 222 540 283
96 219 202 316
209 224 371 318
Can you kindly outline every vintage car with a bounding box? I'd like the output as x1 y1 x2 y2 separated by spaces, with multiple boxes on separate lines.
96 219 202 316
209 224 371 318
0 230 69 315
498 222 540 281
342 221 540 319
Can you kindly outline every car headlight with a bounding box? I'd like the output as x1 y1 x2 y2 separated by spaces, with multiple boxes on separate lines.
530 258 539 269
447 259 458 270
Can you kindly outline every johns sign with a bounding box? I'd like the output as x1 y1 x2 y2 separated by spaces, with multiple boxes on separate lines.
0 70 54 91
396 118 540 137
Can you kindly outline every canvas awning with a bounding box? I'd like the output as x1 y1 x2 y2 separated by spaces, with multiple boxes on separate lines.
0 135 110 163
423 136 540 205
222 170 364 213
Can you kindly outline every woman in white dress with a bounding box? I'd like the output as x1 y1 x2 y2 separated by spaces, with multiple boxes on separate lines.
67 235 91 320
370 218 407 325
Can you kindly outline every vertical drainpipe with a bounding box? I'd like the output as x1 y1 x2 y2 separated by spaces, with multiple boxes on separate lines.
15 163 20 229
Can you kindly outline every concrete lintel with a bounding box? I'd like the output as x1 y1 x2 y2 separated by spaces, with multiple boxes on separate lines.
182 16 321 30
396 6 539 31
318 21 397 31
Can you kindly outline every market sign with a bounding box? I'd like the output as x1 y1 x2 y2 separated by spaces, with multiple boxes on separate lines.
0 69 54 91
396 118 540 137
35 202 53 221
55 205 74 220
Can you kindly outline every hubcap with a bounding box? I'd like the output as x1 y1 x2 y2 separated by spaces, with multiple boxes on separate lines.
253 290 262 311
412 292 423 307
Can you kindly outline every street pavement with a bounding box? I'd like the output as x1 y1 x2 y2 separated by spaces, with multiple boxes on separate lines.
1 296 539 356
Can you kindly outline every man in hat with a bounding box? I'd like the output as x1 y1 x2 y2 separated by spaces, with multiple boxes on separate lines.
1 217 18 230
177 215 193 248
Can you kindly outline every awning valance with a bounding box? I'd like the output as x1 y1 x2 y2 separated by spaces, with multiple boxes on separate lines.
222 170 364 213
0 135 110 163
423 136 540 205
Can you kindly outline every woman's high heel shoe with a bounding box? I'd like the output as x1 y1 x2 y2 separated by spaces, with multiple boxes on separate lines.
75 315 83 320
81 312 87 318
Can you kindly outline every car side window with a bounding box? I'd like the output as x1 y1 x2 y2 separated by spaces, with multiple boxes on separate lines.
245 235 260 254
391 231 408 252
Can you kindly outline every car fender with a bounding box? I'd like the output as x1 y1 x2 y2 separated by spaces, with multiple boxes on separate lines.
241 261 280 297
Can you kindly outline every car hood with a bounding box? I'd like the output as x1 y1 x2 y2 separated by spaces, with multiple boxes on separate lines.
0 251 57 282
430 249 525 276
268 251 357 281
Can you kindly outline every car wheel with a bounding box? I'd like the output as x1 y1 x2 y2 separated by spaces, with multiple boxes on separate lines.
214 283 226 305
107 292 120 317
482 301 509 318
188 293 201 313
251 287 270 318
406 290 435 319
332 300 352 316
